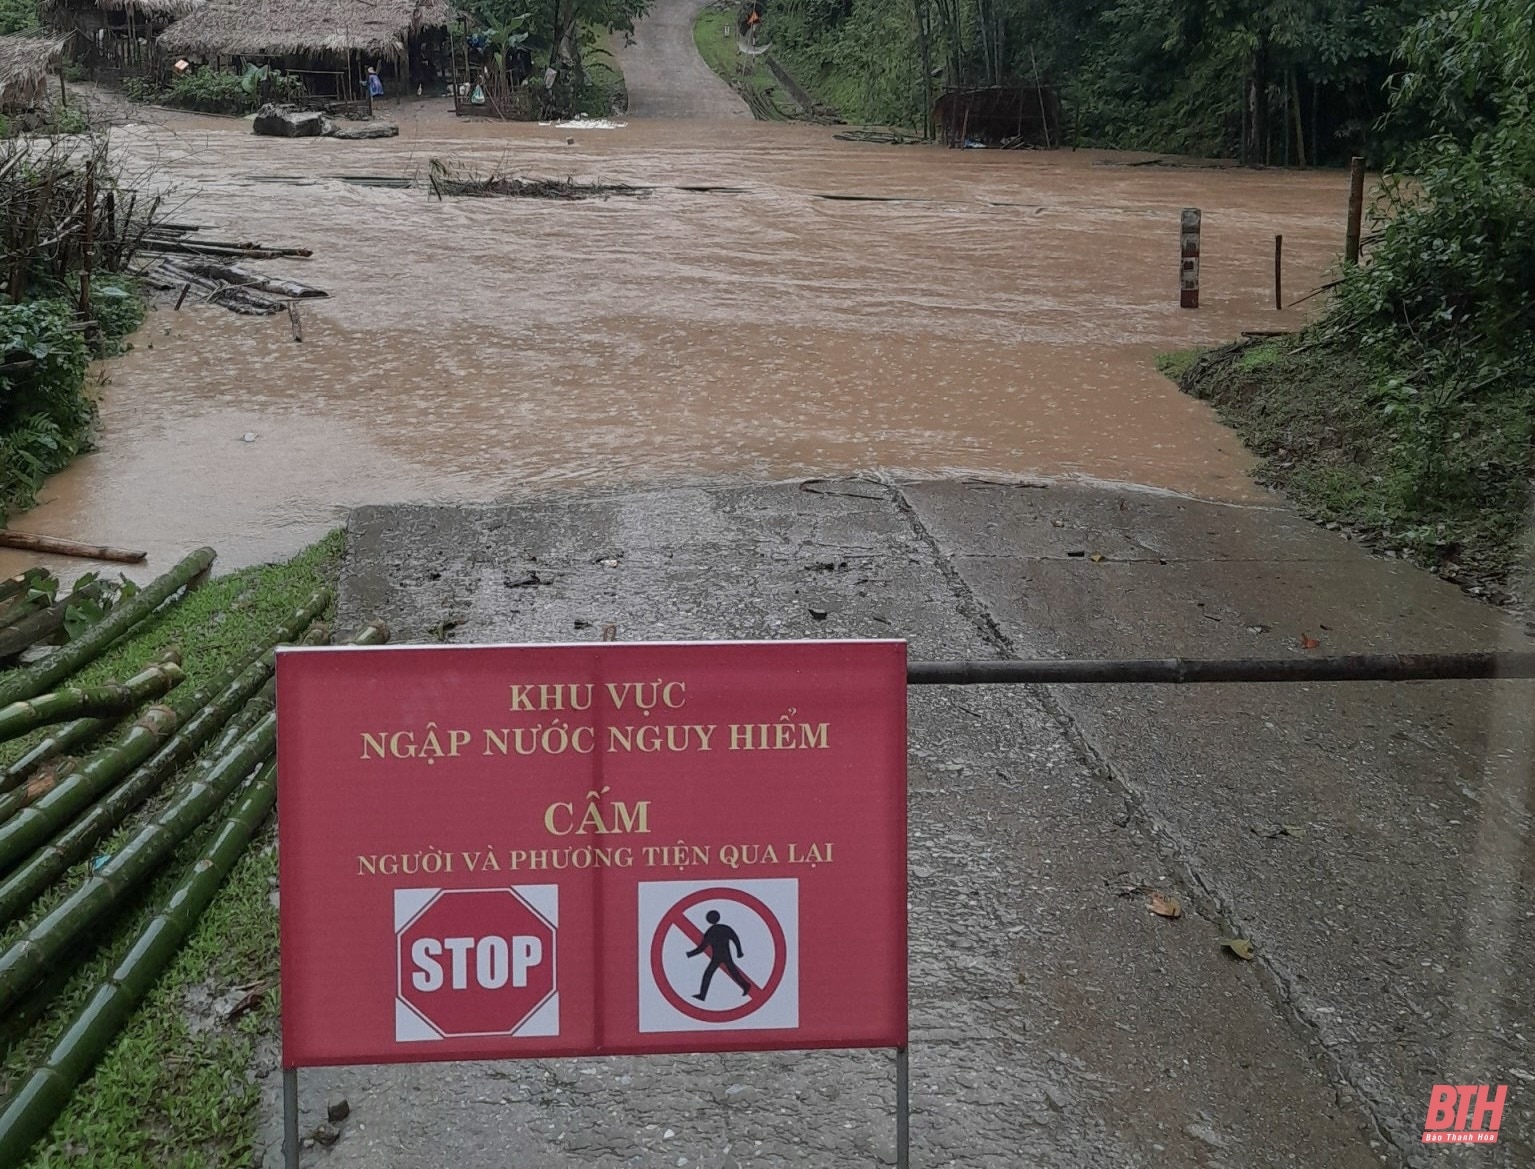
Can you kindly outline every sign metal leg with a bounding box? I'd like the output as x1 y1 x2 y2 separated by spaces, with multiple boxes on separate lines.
896 1045 910 1169
283 1065 300 1169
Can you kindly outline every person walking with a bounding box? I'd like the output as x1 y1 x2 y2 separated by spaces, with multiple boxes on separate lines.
685 910 752 1000
366 66 383 117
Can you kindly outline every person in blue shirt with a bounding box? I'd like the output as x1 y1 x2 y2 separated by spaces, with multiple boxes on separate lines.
367 67 384 99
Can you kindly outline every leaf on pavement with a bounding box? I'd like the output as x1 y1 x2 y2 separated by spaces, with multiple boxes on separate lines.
1147 891 1182 919
1220 937 1256 961
1299 633 1321 650
1090 553 1106 563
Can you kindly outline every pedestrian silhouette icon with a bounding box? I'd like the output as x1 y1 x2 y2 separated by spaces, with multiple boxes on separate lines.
685 910 752 999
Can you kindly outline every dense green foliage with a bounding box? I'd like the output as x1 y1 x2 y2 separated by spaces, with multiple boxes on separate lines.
0 301 93 521
1313 0 1535 561
1174 0 1535 593
461 0 650 111
123 67 305 115
0 0 37 34
769 0 1435 159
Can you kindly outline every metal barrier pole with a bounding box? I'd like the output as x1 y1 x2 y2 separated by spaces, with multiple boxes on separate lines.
283 1066 300 1169
907 652 1535 686
895 1045 910 1169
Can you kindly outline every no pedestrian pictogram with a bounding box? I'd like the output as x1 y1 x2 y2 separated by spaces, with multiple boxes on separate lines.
638 880 799 1033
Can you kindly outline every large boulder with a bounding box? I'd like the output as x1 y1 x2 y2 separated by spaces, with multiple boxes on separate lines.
252 103 326 138
327 123 400 140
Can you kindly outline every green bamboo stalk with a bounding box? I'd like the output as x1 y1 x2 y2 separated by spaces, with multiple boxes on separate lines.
0 591 330 872
0 548 214 710
0 570 49 630
0 620 386 1015
0 717 104 797
0 662 183 746
0 579 108 662
0 622 329 925
0 760 278 1165
0 568 47 606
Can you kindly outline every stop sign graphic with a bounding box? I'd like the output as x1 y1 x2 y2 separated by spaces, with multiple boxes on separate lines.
395 886 559 1041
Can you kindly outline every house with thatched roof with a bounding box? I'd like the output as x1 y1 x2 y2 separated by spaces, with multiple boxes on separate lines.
0 34 64 113
159 0 453 99
47 0 202 75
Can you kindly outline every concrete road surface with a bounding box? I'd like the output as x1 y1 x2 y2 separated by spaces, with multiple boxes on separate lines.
259 480 1532 1168
615 0 750 119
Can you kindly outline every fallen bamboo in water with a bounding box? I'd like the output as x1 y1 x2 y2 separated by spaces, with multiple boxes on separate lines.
0 620 386 1016
0 548 214 711
0 662 182 747
0 532 146 564
137 239 312 261
0 757 278 1164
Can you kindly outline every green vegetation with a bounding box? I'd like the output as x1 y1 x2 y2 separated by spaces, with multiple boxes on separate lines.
765 0 1436 157
1174 0 1535 599
694 7 801 120
0 0 37 33
123 67 305 115
459 0 650 117
2 138 152 522
0 533 345 1169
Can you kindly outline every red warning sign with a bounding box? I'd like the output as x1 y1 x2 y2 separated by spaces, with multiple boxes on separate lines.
277 640 906 1068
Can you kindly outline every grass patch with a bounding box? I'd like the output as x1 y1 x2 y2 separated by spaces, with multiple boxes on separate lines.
1154 349 1199 383
1 532 345 1168
693 7 801 120
1176 338 1529 600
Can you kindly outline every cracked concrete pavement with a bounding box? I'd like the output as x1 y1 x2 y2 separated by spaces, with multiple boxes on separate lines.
259 479 1532 1168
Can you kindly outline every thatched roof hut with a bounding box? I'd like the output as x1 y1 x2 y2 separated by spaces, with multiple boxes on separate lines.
0 33 64 112
159 0 451 58
95 0 203 19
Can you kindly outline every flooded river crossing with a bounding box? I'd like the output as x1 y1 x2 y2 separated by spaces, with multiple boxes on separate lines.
2 104 1354 577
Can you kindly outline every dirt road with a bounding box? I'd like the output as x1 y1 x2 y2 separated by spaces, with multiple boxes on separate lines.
614 0 750 118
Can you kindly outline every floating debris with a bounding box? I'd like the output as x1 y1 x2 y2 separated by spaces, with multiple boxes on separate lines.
427 159 650 201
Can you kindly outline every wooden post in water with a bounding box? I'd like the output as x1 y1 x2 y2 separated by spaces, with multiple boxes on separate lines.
1180 209 1201 309
1274 234 1283 310
1345 157 1365 265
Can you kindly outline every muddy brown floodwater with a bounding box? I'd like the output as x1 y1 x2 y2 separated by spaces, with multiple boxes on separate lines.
2 103 1354 579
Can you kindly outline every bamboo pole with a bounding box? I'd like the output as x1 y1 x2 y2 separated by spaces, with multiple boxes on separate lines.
0 620 330 924
0 569 47 607
0 621 385 1015
0 662 182 746
0 532 146 563
0 591 329 867
0 548 215 710
0 578 110 660
0 759 279 1165
0 718 103 798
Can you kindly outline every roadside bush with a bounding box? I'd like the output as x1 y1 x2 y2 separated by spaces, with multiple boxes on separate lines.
160 67 305 114
91 275 147 348
0 299 95 520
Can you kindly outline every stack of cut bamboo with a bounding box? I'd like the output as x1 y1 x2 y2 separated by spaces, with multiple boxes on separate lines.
0 549 386 1162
